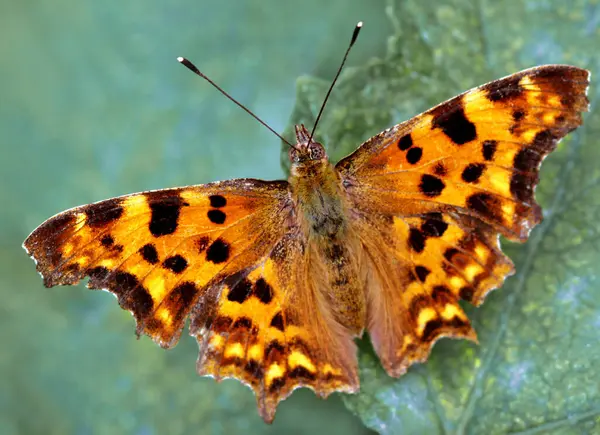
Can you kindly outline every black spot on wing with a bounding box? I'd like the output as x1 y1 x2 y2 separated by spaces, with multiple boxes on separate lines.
114 271 140 295
125 286 154 319
462 163 485 183
87 266 110 282
253 278 273 304
207 209 226 224
511 149 542 211
510 141 544 203
415 266 431 282
421 213 447 237
421 319 444 342
466 193 503 223
265 340 285 357
406 147 423 164
149 203 180 236
85 199 124 227
289 366 316 380
419 174 445 197
206 238 230 264
169 281 198 306
431 101 477 145
514 147 542 172
448 315 470 329
397 134 413 150
162 255 188 273
227 278 253 303
139 244 159 264
512 109 525 121
244 360 264 381
408 228 426 253
432 285 454 304
164 281 199 323
268 377 286 394
482 140 497 161
482 75 524 102
110 271 153 318
209 194 227 208
510 173 537 203
147 192 189 237
100 234 114 247
270 312 285 331
233 317 253 330
459 286 476 303
531 129 559 154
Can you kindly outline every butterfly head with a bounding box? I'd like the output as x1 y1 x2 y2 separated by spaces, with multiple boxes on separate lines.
289 124 327 167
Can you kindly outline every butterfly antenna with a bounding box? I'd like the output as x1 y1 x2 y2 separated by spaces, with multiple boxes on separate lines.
309 21 363 143
177 57 296 149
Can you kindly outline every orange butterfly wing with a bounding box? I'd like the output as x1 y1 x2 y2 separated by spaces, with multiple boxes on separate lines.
336 65 590 375
24 180 290 346
194 231 358 422
23 179 358 422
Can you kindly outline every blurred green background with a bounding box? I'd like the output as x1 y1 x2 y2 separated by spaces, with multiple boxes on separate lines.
2 0 600 434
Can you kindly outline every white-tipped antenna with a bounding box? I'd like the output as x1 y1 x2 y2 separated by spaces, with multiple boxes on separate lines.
309 21 363 143
177 56 295 148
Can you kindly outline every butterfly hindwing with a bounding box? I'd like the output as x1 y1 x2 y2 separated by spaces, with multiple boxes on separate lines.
337 65 590 375
356 209 514 375
192 232 359 422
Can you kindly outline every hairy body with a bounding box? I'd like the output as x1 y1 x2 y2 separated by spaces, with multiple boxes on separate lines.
289 126 367 334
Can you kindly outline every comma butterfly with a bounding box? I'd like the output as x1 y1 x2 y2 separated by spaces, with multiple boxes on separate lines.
23 23 589 423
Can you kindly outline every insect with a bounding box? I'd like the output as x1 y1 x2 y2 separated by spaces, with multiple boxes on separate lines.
23 22 589 423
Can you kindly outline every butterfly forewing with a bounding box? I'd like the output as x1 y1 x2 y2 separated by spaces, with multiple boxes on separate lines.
339 65 589 238
192 231 359 422
24 180 291 346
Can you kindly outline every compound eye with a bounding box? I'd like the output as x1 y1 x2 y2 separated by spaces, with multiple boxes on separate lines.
309 144 325 160
288 148 299 163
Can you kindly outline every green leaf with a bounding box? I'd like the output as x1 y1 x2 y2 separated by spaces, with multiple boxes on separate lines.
285 0 600 433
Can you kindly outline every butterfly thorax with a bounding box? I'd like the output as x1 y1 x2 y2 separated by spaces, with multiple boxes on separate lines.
288 125 347 238
288 125 366 334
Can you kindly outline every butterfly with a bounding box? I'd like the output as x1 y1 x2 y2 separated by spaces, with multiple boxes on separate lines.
23 37 589 422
